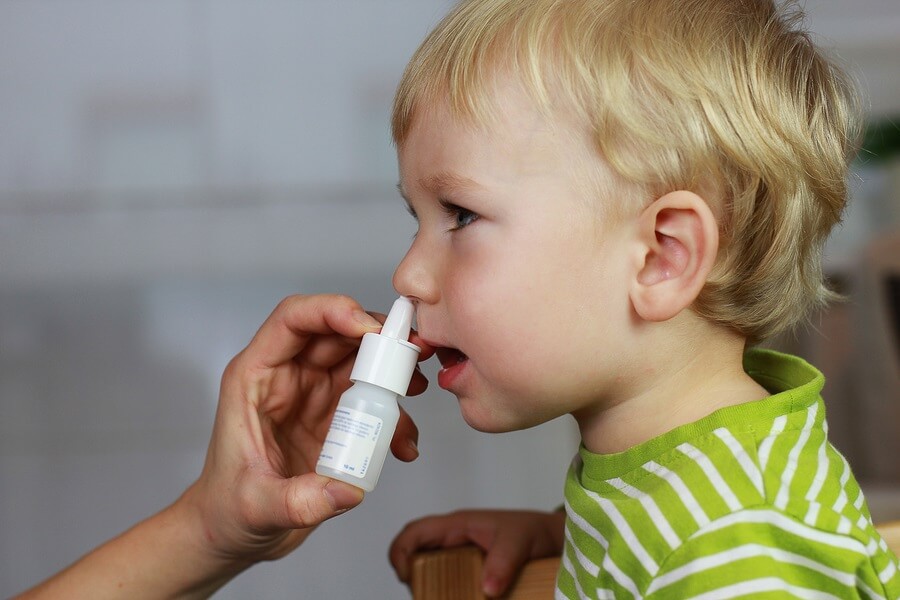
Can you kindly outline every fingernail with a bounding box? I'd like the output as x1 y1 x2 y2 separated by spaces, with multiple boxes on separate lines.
325 481 364 511
482 576 501 597
408 438 419 458
353 310 382 329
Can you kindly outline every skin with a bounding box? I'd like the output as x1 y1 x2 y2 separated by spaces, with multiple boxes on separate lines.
15 294 434 599
390 77 769 596
393 81 639 436
390 509 568 597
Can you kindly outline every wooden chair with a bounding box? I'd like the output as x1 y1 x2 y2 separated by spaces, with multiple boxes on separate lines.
411 521 900 600
411 546 559 600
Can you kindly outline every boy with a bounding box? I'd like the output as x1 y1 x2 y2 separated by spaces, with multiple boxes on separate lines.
387 0 900 598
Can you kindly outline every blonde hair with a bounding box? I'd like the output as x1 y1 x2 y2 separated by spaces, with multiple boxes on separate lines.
392 0 861 344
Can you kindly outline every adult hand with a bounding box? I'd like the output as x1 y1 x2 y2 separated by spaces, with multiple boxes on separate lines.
182 293 433 566
16 294 433 599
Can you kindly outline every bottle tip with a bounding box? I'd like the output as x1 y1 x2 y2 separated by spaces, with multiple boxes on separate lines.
381 296 415 340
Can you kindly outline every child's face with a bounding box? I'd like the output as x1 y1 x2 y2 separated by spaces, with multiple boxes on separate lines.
393 80 637 433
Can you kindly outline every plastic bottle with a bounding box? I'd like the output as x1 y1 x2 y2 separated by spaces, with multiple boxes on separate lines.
316 296 420 492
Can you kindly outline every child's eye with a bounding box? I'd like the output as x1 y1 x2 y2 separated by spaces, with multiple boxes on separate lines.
402 202 420 239
441 201 480 231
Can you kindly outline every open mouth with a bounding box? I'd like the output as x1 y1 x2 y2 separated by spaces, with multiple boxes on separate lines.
436 347 468 368
434 346 469 390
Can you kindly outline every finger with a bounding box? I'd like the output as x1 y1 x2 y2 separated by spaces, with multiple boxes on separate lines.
260 472 364 531
408 331 437 361
302 315 435 375
390 407 419 462
299 318 436 370
244 295 382 370
297 332 363 369
406 364 429 397
357 313 433 358
481 535 532 598
389 513 471 582
404 333 435 398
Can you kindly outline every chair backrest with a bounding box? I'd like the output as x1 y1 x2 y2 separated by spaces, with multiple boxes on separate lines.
411 520 900 600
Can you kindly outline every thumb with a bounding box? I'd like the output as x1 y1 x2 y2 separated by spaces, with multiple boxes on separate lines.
267 474 365 529
321 478 365 515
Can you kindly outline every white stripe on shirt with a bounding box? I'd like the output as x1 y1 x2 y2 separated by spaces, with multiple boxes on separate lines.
643 460 710 528
759 415 788 471
713 428 764 496
646 542 883 597
677 443 742 511
685 577 843 600
608 477 681 550
775 403 818 510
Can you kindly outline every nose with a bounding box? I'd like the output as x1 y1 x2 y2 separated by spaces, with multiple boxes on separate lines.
393 235 439 305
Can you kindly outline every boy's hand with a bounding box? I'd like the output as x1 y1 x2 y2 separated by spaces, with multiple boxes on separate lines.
389 509 566 598
180 294 433 569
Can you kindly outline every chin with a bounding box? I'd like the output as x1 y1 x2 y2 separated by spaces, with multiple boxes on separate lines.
458 401 522 433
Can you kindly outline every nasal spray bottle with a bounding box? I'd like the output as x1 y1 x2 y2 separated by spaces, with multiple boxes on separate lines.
316 296 420 492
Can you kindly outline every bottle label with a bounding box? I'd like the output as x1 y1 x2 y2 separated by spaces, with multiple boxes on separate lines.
317 407 383 479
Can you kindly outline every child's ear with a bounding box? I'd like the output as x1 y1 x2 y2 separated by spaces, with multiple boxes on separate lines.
629 190 719 322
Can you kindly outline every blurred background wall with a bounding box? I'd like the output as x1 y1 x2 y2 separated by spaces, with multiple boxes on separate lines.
1 1 898 597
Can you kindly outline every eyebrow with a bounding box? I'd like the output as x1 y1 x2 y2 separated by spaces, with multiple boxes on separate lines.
397 172 483 202
420 172 483 195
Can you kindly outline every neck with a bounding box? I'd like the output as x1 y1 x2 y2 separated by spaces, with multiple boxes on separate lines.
575 326 769 455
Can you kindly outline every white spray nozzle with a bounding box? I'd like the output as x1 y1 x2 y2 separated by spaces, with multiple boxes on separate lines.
381 296 415 340
349 296 420 395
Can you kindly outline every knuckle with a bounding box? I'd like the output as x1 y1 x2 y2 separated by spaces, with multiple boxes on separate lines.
221 350 266 398
332 293 366 316
221 350 248 381
274 294 303 314
330 293 355 305
286 484 321 529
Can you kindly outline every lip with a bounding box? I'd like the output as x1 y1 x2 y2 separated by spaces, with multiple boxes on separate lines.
433 346 469 392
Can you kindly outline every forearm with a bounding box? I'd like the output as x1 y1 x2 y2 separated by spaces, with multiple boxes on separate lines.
14 488 248 600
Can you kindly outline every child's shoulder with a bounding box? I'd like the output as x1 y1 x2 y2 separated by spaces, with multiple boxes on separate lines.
571 349 828 504
563 369 900 597
567 348 888 547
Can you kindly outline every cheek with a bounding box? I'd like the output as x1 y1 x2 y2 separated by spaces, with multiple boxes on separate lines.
441 249 512 310
443 245 568 343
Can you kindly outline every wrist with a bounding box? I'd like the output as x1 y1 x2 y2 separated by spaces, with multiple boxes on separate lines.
172 481 256 574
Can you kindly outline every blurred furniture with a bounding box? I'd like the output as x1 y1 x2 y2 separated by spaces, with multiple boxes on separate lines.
882 520 900 555
411 546 558 600
411 521 900 600
854 230 900 481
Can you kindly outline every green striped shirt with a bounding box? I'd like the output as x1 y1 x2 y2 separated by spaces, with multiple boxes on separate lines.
558 349 900 599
